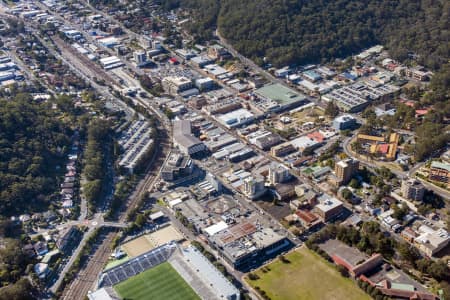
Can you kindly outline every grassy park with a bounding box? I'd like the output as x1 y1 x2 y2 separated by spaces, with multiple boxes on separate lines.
245 247 370 300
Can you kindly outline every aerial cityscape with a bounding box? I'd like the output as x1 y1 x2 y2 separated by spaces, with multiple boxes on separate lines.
0 0 448 299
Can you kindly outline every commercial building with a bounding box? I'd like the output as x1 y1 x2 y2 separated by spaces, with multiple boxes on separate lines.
99 56 124 70
323 82 399 112
274 67 289 78
204 64 230 79
315 195 344 222
209 223 291 271
175 49 197 60
401 179 425 201
273 183 296 201
204 99 242 115
254 83 309 113
133 50 147 66
248 130 282 151
270 143 296 157
268 163 291 185
195 77 215 91
429 161 450 187
217 108 255 129
415 225 450 257
302 70 322 82
161 152 194 181
98 36 119 48
162 76 193 95
207 44 231 60
243 176 266 200
191 56 215 68
63 29 83 40
173 120 206 156
332 115 357 130
335 158 359 185
289 136 322 155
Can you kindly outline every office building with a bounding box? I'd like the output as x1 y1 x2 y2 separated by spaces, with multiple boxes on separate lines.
268 163 291 185
162 76 193 95
243 176 266 200
271 143 296 157
332 115 357 130
315 195 344 222
429 161 450 187
335 158 359 185
161 152 194 181
415 226 450 257
195 77 215 91
133 50 147 65
401 179 425 201
173 120 206 156
209 223 291 271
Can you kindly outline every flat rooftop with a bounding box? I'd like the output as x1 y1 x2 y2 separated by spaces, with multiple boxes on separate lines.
316 195 343 212
179 246 240 299
255 83 307 106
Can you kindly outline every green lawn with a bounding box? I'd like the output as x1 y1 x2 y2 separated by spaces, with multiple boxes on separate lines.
114 262 200 300
246 247 371 300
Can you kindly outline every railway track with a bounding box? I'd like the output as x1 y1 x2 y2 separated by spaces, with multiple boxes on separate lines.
52 36 117 87
28 18 173 298
62 230 116 300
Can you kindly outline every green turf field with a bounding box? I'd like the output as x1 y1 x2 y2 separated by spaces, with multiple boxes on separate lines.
245 247 371 300
114 262 200 300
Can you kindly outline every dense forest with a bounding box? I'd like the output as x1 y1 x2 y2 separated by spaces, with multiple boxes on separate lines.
165 0 449 71
0 94 73 216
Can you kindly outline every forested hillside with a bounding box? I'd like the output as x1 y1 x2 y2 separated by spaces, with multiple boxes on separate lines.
0 94 73 215
166 0 449 71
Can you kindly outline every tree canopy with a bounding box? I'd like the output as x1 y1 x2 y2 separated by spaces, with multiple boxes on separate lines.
171 0 448 71
0 93 73 215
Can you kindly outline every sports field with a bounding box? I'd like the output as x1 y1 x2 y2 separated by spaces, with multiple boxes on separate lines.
114 262 199 300
245 247 370 300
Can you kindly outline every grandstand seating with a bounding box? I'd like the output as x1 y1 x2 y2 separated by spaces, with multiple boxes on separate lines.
99 243 177 287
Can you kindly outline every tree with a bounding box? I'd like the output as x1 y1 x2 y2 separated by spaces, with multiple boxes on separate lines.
427 260 450 281
325 101 339 117
341 188 353 201
351 141 362 153
392 203 409 221
135 214 146 229
278 254 290 263
349 178 360 189
0 278 35 300
398 243 420 265
337 265 349 277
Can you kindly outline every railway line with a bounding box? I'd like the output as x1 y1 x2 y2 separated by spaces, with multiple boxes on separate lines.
62 230 117 300
50 37 172 300
3 6 174 298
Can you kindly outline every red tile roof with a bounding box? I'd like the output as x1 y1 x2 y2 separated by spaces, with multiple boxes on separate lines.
307 131 325 143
